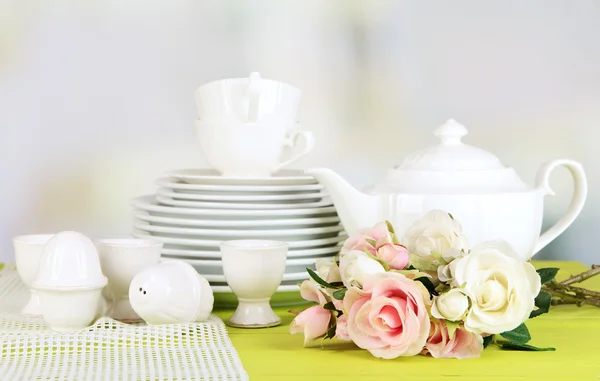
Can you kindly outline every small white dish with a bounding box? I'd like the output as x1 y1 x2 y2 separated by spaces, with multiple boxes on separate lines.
177 257 317 278
220 240 288 328
131 219 344 240
165 169 317 186
157 188 325 203
96 238 163 322
32 231 108 332
133 210 341 229
131 228 348 250
131 195 338 219
160 245 342 259
156 177 323 194
155 195 333 210
129 260 214 325
13 234 54 317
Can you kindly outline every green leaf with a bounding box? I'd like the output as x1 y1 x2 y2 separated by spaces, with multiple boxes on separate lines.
385 220 395 234
500 323 531 345
324 324 337 339
306 268 337 289
530 291 552 319
536 268 559 285
499 341 556 352
365 238 377 247
333 288 347 300
322 302 337 311
415 276 438 297
445 320 460 339
448 213 454 220
363 249 390 271
482 335 494 348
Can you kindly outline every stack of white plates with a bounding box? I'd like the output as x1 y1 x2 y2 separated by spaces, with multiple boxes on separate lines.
130 169 347 307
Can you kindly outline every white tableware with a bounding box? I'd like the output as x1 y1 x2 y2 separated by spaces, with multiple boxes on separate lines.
12 234 54 317
163 169 318 186
307 119 588 260
32 231 108 332
156 194 333 210
95 238 163 322
156 188 325 203
131 228 347 249
129 260 214 325
195 271 308 284
195 72 301 123
160 245 342 259
132 219 343 240
178 257 316 278
196 120 314 177
131 195 338 219
133 210 340 229
220 240 288 328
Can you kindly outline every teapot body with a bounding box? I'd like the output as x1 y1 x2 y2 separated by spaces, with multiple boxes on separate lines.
376 191 544 260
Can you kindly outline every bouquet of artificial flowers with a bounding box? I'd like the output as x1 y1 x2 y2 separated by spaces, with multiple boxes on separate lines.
290 210 559 359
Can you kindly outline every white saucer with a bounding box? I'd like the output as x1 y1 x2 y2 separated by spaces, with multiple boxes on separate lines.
160 245 342 259
156 177 323 194
157 188 326 203
132 229 348 249
131 195 338 218
133 210 341 229
133 220 344 239
198 270 309 283
156 195 334 210
181 257 317 277
166 169 317 186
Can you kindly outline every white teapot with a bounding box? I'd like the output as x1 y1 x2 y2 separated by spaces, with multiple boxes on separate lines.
307 119 587 260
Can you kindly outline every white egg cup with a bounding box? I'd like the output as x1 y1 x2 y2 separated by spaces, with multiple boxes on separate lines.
13 234 54 317
96 238 162 322
32 231 108 332
220 240 288 328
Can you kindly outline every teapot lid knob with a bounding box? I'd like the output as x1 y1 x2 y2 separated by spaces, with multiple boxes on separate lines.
434 119 468 145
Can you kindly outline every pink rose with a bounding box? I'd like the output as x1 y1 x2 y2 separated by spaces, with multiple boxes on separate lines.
335 315 351 341
376 243 409 270
343 272 431 359
299 280 328 305
290 306 332 345
342 222 390 255
424 319 483 359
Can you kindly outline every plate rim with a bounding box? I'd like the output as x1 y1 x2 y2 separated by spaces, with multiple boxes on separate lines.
166 168 317 185
155 194 334 210
155 177 324 192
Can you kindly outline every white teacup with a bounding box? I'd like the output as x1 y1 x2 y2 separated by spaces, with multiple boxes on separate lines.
13 234 54 317
196 120 314 177
95 238 163 322
194 72 301 124
220 240 288 328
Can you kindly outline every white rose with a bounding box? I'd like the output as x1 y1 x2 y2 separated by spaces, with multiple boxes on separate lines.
338 250 386 289
315 258 342 283
453 240 541 335
402 210 469 272
431 288 470 321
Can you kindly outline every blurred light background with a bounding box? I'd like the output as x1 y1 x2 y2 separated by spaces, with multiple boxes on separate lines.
1 0 599 264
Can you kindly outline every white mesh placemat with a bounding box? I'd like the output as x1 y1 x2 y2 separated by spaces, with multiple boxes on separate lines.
0 264 248 381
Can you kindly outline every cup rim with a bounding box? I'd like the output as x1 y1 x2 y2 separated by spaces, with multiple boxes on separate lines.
220 239 288 251
12 234 54 244
95 238 163 248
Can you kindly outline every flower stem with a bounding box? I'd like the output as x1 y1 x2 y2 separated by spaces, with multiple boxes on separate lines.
560 264 600 286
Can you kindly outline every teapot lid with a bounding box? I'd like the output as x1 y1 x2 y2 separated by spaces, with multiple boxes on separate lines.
376 119 530 194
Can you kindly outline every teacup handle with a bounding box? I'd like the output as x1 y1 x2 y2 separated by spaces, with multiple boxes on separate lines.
274 131 315 171
532 159 587 255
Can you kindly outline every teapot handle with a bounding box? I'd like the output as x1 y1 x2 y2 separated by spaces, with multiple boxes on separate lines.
532 159 587 255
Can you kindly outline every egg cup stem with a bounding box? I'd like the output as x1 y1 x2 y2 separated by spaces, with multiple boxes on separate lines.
227 297 281 328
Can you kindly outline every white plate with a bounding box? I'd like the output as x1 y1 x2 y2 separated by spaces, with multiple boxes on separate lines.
132 229 348 249
181 257 318 276
133 220 344 239
160 245 342 259
156 195 334 210
133 210 341 229
156 177 323 194
157 188 326 203
132 195 338 219
212 284 299 293
167 169 317 186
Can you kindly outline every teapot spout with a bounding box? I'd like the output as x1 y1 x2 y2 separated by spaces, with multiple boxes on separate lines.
305 168 380 236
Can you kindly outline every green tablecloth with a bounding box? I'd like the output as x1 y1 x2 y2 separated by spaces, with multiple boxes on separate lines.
214 261 600 380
